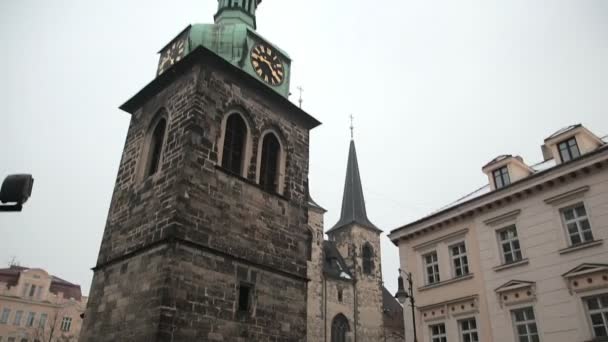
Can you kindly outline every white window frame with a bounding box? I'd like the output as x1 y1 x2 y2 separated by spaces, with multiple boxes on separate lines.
558 137 581 162
26 312 35 327
459 317 479 342
423 251 440 285
450 241 470 278
493 166 511 189
39 313 47 329
584 293 608 339
430 323 447 342
497 225 523 264
511 306 540 342
0 308 10 324
560 202 594 246
13 310 23 326
60 317 72 332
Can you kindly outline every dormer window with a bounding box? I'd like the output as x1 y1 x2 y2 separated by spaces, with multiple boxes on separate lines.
558 137 581 163
493 166 510 189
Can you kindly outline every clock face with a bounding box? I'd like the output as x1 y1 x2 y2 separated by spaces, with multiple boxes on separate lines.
250 44 285 86
158 37 187 75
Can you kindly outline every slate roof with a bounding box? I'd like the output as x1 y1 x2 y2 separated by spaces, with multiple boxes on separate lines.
327 140 381 234
0 265 83 301
430 136 607 216
322 241 353 280
382 287 404 331
545 124 582 141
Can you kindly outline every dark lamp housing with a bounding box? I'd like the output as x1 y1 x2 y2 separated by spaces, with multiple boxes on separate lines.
0 174 34 212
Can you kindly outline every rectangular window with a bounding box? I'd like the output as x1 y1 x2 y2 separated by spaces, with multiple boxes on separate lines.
498 226 523 264
39 313 47 328
26 312 35 327
8 338 15 342
512 307 539 342
424 252 440 285
238 283 253 312
13 311 22 326
28 285 36 298
0 308 10 324
459 318 479 342
430 323 447 342
450 242 470 278
493 166 511 189
561 203 593 246
21 283 29 298
558 137 581 162
585 294 608 338
60 317 72 332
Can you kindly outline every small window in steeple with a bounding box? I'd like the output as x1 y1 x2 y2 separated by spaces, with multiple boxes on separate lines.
362 244 374 275
493 166 510 189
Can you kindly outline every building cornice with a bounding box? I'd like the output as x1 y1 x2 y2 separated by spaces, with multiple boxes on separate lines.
0 295 84 309
389 146 608 243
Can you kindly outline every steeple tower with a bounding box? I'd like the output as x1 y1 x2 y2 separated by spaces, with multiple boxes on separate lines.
215 0 261 29
327 138 381 234
325 136 385 341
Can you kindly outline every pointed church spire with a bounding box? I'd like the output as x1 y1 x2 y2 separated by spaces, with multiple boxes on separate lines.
327 138 381 234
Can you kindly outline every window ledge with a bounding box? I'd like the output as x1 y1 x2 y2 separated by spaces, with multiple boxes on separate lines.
559 240 603 255
493 258 529 272
418 274 474 292
215 165 289 202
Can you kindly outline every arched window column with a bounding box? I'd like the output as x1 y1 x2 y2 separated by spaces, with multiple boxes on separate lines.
256 130 286 195
218 112 252 178
140 112 168 180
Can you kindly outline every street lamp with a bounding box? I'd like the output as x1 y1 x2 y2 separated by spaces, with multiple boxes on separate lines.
395 269 418 342
0 174 34 212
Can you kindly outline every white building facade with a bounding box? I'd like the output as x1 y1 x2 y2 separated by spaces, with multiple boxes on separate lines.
390 125 608 342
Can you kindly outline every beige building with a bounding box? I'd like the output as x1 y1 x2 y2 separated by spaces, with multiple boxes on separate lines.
0 266 87 342
389 124 608 342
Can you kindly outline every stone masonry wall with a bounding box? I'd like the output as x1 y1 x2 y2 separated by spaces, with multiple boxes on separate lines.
83 54 314 342
330 225 384 341
307 207 325 342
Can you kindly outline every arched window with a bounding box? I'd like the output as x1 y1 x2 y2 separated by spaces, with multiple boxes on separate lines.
222 114 248 175
362 243 374 275
146 118 167 177
259 133 281 193
305 230 313 261
331 314 350 342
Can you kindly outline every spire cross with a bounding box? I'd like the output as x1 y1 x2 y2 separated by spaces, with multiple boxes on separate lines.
297 86 304 108
349 114 354 139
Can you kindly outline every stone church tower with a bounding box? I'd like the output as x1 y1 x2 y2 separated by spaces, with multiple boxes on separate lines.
306 139 404 342
80 2 320 341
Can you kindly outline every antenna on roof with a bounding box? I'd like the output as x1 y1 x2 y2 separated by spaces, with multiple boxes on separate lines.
349 114 354 140
297 86 304 108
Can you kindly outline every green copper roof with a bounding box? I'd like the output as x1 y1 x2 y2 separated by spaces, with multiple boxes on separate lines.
158 0 291 97
215 0 262 29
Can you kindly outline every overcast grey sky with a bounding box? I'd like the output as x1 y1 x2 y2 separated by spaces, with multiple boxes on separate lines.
1 0 608 296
